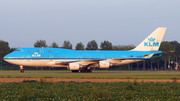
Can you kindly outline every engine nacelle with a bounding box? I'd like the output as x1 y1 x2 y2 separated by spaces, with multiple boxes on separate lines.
68 63 80 70
98 61 110 68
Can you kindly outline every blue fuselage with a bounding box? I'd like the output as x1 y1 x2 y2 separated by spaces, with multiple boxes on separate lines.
4 48 162 60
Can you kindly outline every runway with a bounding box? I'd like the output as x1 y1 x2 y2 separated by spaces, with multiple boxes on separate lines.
0 70 180 74
0 78 178 83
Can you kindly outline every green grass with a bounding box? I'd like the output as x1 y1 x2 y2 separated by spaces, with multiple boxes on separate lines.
0 81 180 100
0 70 180 79
0 70 71 73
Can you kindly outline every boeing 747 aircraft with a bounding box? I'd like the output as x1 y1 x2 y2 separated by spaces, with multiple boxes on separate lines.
4 27 166 73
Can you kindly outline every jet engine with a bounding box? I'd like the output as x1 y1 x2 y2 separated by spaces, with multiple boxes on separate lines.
68 63 80 70
98 61 110 68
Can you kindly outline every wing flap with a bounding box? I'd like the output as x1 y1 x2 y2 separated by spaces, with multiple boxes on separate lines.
55 61 80 65
53 59 102 66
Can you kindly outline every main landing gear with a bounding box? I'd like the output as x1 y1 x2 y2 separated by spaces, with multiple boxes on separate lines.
71 70 79 73
19 66 24 73
71 69 92 73
81 66 92 73
80 69 92 73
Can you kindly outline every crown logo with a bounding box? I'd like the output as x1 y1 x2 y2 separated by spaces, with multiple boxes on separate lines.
148 37 155 42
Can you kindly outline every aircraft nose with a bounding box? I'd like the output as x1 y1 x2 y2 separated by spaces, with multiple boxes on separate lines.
3 54 9 60
3 52 14 60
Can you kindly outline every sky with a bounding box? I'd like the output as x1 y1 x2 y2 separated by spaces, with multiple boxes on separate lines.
0 0 180 49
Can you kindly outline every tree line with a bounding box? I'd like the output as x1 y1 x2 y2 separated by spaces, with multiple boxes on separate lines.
0 39 179 70
34 40 136 50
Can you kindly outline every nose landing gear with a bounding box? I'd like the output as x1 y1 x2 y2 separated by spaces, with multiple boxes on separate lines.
19 66 24 73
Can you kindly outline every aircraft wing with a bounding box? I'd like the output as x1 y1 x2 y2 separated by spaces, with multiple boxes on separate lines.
54 59 102 66
55 61 80 65
53 53 157 66
53 58 129 67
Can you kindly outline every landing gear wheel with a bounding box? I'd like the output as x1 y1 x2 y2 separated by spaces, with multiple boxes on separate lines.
20 69 24 73
80 70 86 73
19 66 24 73
88 69 92 73
72 70 79 73
80 69 92 73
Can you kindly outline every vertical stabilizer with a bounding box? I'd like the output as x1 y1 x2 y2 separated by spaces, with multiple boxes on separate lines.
133 27 167 51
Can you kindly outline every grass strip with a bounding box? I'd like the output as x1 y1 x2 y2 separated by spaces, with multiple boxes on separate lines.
0 70 180 79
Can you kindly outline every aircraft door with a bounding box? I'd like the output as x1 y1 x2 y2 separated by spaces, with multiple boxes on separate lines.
39 48 45 66
40 48 44 55
49 55 53 61
27 55 30 61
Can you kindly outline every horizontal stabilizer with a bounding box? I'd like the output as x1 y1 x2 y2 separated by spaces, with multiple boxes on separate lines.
143 54 154 59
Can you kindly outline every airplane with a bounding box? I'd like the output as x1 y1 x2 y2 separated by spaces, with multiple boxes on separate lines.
3 27 167 73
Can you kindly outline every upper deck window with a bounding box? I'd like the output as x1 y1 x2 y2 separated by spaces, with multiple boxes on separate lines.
28 50 40 52
44 50 54 52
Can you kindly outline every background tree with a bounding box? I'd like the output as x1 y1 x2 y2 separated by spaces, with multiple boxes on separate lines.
34 40 48 47
112 45 135 50
100 40 112 50
9 48 17 53
159 41 175 70
62 40 72 49
75 42 84 50
152 57 161 70
86 40 98 50
50 42 58 48
0 40 9 70
170 41 180 62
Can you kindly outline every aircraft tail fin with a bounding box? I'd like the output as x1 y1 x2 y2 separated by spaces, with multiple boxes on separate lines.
133 27 167 51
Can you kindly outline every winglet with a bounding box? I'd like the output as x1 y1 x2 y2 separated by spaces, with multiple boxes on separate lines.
133 27 167 51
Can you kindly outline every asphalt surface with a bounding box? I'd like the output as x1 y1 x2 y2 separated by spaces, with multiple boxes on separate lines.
0 71 180 73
